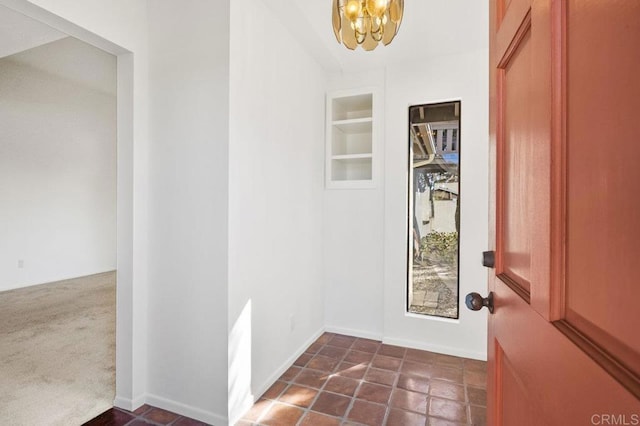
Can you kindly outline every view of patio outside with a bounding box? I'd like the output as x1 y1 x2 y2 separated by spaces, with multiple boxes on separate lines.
411 230 459 318
408 102 460 319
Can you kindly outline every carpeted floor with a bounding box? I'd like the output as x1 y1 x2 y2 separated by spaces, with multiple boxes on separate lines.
0 272 116 426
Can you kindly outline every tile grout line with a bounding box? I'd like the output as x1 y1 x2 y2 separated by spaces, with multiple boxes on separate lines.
463 360 471 424
394 345 430 424
294 335 352 426
275 335 388 426
251 333 349 425
350 340 403 425
379 345 399 426
118 406 187 426
252 344 319 425
340 347 371 426
243 334 486 426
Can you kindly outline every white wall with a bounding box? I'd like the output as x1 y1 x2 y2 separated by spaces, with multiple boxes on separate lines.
0 2 490 423
4 2 231 422
323 49 490 359
146 1 229 423
323 71 386 340
227 0 326 423
0 37 116 292
383 49 489 359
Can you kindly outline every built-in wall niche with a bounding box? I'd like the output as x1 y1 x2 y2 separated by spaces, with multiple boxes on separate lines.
325 89 379 188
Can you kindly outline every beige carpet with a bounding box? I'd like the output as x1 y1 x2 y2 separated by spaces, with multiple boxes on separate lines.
0 272 116 426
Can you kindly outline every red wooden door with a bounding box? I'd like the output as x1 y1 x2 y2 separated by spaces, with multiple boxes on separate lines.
486 0 640 424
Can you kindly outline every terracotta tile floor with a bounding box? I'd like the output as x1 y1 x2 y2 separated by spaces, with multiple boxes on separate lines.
237 333 487 426
83 404 209 426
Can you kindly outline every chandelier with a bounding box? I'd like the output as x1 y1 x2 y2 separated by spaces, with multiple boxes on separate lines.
332 0 404 51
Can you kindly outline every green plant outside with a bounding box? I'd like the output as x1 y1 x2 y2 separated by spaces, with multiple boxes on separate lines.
420 231 459 265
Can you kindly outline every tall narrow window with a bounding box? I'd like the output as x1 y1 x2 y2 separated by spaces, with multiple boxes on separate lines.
407 101 461 319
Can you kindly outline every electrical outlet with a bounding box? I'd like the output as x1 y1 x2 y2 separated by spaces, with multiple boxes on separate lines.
18 260 24 268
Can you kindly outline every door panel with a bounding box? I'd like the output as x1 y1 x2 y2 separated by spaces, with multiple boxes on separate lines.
500 27 533 296
496 343 536 426
497 0 532 59
488 0 640 423
495 0 553 314
563 0 640 384
490 279 639 425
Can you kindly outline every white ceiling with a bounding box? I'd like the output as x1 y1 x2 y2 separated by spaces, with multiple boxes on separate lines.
0 0 488 82
264 0 489 72
0 4 66 59
4 36 117 95
0 5 116 96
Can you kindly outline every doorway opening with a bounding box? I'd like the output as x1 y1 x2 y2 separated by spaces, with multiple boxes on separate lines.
0 4 128 423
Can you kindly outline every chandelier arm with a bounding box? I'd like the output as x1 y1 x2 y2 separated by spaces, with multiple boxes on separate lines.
371 24 384 42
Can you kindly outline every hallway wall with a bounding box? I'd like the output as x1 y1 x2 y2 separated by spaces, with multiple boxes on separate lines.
228 0 326 422
146 1 230 422
323 50 490 359
383 49 489 359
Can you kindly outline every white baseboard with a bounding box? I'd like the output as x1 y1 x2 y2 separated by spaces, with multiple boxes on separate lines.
114 393 226 425
229 393 254 426
115 329 484 426
320 325 486 360
113 396 131 411
253 327 325 399
325 325 383 341
1 269 117 292
382 336 487 361
228 327 326 425
145 393 228 426
113 394 146 412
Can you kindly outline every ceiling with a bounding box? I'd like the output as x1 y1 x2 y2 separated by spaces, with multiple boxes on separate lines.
264 0 489 72
0 0 488 77
0 4 66 59
5 36 117 95
0 5 116 95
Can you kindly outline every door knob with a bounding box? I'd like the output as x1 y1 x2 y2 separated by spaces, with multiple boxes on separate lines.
465 292 494 313
482 251 495 268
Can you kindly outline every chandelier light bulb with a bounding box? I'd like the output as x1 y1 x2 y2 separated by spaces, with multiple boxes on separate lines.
344 0 362 22
366 0 388 18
